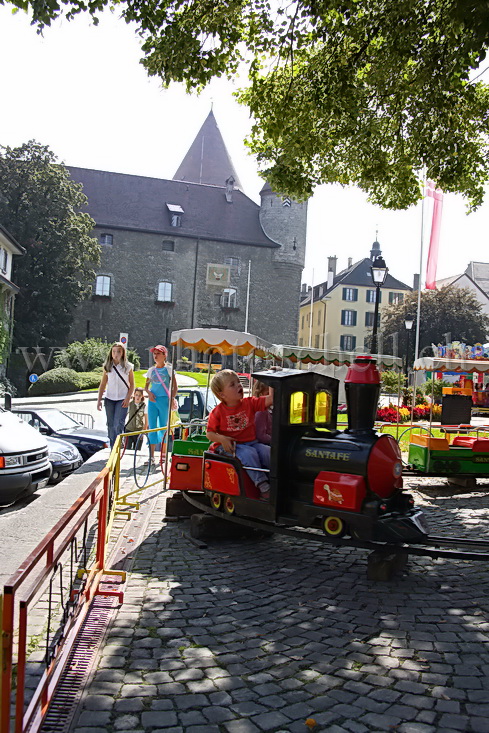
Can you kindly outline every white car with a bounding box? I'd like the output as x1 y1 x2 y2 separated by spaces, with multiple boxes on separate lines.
0 407 51 506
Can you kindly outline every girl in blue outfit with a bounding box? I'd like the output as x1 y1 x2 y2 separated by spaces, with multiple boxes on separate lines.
144 345 177 464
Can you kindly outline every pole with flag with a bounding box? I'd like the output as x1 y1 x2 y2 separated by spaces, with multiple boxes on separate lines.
425 180 444 290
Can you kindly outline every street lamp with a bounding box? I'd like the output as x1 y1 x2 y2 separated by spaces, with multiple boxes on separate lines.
370 255 388 354
404 316 414 377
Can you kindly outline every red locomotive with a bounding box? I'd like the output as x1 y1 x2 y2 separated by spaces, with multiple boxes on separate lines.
170 356 428 543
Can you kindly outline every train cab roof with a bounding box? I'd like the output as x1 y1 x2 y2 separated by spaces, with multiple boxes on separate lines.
252 368 339 391
253 369 339 432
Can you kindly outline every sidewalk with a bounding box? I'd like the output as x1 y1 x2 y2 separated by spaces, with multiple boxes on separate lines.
69 479 489 733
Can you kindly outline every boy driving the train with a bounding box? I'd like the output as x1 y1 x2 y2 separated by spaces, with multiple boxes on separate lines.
207 370 273 500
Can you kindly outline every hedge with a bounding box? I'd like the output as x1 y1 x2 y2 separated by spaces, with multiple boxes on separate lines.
28 367 102 396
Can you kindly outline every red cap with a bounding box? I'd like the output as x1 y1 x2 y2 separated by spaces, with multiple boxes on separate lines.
150 345 167 355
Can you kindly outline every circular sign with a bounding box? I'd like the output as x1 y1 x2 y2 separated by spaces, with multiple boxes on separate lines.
29 374 39 383
120 336 127 345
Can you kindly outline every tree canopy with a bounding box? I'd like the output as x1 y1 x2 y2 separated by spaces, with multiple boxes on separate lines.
0 141 100 346
381 286 489 363
5 0 489 208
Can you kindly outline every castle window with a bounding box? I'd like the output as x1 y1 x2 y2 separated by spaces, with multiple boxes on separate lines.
0 247 7 273
221 288 237 308
224 256 240 275
315 335 320 348
162 240 175 252
95 275 111 297
157 281 173 302
100 233 113 246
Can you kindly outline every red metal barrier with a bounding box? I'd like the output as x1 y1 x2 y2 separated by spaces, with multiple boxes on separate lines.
1 463 124 733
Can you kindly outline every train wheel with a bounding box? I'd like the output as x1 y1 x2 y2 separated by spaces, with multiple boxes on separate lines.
224 496 235 515
323 516 345 537
211 493 222 510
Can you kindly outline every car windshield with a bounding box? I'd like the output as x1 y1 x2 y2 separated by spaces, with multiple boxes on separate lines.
37 409 81 431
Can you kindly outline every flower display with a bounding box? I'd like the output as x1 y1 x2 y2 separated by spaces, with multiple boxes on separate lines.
376 403 442 423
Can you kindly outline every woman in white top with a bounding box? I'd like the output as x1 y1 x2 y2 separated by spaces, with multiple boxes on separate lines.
97 342 135 448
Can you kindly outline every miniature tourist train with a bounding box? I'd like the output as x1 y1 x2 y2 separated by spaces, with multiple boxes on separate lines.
169 356 428 543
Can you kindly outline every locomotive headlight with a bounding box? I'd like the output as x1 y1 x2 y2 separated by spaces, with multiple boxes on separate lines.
393 461 402 478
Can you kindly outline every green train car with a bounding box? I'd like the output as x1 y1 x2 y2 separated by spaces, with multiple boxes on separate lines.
408 434 489 476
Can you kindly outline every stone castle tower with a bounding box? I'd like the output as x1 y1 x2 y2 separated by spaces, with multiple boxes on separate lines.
68 109 309 352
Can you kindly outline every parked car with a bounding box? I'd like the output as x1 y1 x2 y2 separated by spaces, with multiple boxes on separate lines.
0 407 51 506
175 386 219 422
46 436 83 484
12 408 109 461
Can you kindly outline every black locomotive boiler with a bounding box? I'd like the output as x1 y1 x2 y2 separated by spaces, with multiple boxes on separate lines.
176 356 428 544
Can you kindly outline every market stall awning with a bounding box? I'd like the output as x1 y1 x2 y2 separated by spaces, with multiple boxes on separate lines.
170 328 273 357
274 345 402 369
414 357 489 374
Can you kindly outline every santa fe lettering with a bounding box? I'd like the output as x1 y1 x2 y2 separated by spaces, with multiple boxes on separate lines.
305 448 350 461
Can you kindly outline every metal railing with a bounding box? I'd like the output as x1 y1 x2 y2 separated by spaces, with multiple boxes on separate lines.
0 441 125 733
64 411 95 429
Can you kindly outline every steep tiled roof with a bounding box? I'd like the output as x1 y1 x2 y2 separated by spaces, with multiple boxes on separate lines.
301 257 411 305
465 262 489 297
68 167 278 248
173 110 243 190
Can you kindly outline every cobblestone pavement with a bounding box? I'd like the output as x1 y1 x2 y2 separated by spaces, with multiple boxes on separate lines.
71 479 489 733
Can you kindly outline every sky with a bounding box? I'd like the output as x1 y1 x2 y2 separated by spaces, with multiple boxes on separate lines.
0 5 488 292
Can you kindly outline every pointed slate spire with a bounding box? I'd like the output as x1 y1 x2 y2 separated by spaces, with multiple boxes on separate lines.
173 110 243 189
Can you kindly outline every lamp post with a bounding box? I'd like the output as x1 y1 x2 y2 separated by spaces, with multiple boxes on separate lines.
404 316 414 377
370 255 388 354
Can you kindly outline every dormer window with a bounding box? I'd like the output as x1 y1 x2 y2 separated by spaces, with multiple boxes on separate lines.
166 203 184 227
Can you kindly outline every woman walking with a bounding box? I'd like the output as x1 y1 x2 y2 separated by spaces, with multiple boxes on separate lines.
97 342 135 448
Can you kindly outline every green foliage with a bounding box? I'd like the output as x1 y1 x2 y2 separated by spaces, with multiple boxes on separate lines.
382 286 489 362
27 367 101 395
54 338 141 371
401 386 428 407
381 370 405 394
5 1 489 208
0 376 17 396
423 377 451 399
0 141 101 347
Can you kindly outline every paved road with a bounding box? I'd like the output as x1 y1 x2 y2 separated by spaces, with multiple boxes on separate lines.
70 478 489 733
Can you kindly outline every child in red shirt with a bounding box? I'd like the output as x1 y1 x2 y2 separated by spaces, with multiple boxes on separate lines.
207 369 273 499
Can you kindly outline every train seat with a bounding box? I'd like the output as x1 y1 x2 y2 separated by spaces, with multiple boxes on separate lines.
451 436 489 452
472 439 489 452
452 436 477 448
206 447 261 499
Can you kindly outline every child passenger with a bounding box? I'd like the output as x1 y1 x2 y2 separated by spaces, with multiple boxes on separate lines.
207 370 273 500
253 380 272 445
125 388 148 449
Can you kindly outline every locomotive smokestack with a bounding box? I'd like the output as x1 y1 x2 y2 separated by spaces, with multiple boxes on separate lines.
345 356 381 433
